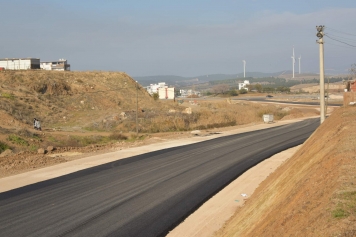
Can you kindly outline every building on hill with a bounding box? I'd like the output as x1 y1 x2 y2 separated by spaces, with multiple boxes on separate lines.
146 82 175 99
146 82 167 95
238 80 250 90
0 58 40 70
40 59 70 71
158 87 175 99
179 89 201 97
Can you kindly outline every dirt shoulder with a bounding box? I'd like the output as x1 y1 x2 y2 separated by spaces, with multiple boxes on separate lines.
167 145 301 237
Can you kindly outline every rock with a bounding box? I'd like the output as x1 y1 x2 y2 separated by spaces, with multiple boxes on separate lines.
120 112 127 120
47 146 54 152
169 109 176 113
183 107 192 114
37 148 45 154
0 149 13 157
191 130 201 135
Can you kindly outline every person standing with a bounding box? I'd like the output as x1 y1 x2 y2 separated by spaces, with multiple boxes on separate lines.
33 118 37 130
36 119 41 131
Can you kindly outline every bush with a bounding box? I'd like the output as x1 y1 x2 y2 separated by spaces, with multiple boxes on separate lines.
152 92 159 101
109 132 128 140
8 135 29 146
239 88 248 94
227 90 238 96
0 141 10 153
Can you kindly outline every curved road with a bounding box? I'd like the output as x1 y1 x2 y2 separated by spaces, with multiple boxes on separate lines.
233 97 342 106
0 119 319 237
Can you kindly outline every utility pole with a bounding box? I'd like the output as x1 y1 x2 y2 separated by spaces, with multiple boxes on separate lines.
316 25 325 124
291 47 295 78
136 81 139 135
243 60 246 78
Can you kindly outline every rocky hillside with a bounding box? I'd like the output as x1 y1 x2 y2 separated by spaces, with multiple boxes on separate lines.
217 106 356 236
0 70 155 131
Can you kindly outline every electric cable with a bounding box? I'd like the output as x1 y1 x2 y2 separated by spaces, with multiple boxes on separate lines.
325 33 356 43
324 34 356 48
325 26 356 37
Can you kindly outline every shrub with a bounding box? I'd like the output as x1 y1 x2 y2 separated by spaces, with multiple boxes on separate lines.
239 88 248 94
152 93 159 101
109 132 128 140
0 141 10 153
8 135 29 146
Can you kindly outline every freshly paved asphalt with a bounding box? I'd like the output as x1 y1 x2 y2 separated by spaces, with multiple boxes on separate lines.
233 97 342 106
0 118 319 237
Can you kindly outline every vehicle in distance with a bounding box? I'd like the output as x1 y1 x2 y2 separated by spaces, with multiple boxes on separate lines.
266 95 273 98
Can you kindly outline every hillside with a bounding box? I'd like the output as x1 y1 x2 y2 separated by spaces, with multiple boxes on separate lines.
0 70 319 178
217 106 356 236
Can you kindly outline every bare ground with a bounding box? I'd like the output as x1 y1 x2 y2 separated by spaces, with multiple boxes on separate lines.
216 106 356 237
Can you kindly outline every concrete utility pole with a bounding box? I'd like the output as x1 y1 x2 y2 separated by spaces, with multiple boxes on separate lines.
243 60 246 78
291 47 295 78
316 25 325 124
136 81 139 135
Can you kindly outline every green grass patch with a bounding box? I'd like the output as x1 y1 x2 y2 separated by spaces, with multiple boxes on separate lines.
332 191 356 219
332 208 348 218
8 135 29 146
1 92 15 100
29 144 38 152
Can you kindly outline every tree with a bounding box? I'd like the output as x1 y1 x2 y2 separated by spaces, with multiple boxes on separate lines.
255 84 262 93
212 84 229 94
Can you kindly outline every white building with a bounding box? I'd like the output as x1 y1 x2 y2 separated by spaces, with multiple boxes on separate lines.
179 89 201 97
0 58 40 70
40 59 70 71
146 82 167 95
238 80 250 90
158 87 175 99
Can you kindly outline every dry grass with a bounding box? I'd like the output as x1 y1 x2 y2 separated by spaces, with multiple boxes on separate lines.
216 106 356 237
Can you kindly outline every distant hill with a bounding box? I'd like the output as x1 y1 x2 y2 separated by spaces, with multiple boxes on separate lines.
134 71 290 87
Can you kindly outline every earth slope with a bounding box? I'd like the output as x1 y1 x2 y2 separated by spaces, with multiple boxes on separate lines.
217 106 356 236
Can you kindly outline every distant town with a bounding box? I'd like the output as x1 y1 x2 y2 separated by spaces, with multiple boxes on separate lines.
0 58 70 71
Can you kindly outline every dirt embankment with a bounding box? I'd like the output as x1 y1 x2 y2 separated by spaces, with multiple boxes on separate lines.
216 106 356 236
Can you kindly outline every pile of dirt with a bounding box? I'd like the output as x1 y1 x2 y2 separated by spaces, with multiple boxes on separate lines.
216 106 356 236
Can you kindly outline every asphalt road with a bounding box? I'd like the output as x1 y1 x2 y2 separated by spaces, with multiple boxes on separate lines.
0 118 319 237
233 97 342 106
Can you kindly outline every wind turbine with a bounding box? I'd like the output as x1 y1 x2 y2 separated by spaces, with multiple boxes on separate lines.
298 55 301 74
291 47 295 78
243 60 246 78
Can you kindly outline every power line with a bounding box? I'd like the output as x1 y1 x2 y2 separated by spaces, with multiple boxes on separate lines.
325 41 355 49
324 34 356 48
325 26 356 37
325 33 356 43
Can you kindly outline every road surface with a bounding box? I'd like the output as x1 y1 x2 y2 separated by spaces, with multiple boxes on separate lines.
0 119 319 237
233 96 342 106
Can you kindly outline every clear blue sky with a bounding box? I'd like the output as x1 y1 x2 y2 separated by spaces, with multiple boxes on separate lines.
2 0 356 77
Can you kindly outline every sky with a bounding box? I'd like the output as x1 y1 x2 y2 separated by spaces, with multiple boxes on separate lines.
2 0 356 77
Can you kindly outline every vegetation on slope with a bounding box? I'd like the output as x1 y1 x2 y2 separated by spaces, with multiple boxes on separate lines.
0 70 305 155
